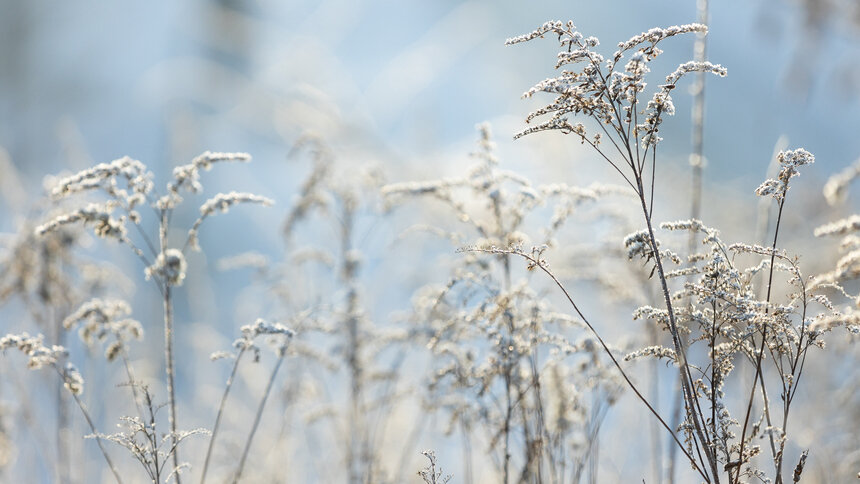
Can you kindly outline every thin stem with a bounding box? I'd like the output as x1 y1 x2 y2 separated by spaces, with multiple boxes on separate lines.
232 353 286 484
576 134 638 192
646 323 664 484
143 389 162 484
56 366 123 484
473 247 711 483
637 181 720 482
200 349 246 484
735 196 785 484
462 421 474 484
159 207 181 483
529 335 553 481
503 368 513 484
118 353 147 437
690 0 709 226
757 368 779 470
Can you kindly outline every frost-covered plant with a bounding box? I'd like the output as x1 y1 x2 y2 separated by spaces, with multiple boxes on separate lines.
417 450 452 484
804 156 860 479
384 125 626 484
223 137 404 482
0 213 120 478
31 152 272 481
203 318 295 484
0 332 122 482
505 20 851 484
283 138 406 483
86 384 208 484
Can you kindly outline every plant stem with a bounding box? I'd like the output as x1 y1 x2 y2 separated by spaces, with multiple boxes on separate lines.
503 369 513 484
637 180 720 483
200 349 246 484
160 208 181 483
164 282 180 482
57 365 123 484
735 196 785 483
492 247 712 483
232 353 286 484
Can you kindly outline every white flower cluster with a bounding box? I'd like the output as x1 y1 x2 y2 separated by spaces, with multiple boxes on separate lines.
623 345 677 362
63 298 143 361
187 192 274 251
36 202 128 241
509 19 725 155
49 156 152 201
755 148 815 201
823 157 860 206
145 249 187 286
161 151 251 209
233 318 295 360
614 23 708 54
504 20 570 46
0 332 83 394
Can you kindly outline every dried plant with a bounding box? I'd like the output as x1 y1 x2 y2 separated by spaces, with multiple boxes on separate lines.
86 384 208 484
1 10 859 484
0 211 121 482
12 152 271 482
385 125 628 484
221 136 406 483
417 450 452 484
202 318 295 484
500 19 856 484
0 332 121 482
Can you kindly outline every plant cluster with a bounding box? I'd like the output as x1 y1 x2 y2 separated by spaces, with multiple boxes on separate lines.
0 14 858 484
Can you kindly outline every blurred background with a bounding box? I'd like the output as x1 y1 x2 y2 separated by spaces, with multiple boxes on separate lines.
1 0 858 482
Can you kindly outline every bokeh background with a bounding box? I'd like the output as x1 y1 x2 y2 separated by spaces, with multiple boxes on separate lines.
1 0 859 482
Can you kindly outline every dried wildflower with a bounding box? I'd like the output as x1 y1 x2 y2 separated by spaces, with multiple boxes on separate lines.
509 20 724 155
216 251 270 271
235 318 295 359
187 192 274 251
48 156 152 200
823 158 860 205
35 202 128 241
87 385 208 483
145 248 187 286
615 23 708 54
623 345 677 362
202 317 296 483
388 124 629 482
161 151 251 209
30 151 272 481
756 149 815 201
507 25 837 479
417 450 452 484
815 215 860 237
624 230 656 260
63 298 142 360
1 333 83 394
